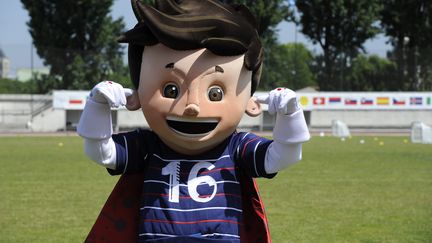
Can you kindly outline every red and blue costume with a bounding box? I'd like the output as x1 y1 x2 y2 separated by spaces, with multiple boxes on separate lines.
86 130 274 242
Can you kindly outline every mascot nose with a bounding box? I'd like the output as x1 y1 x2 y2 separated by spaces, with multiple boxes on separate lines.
183 103 200 116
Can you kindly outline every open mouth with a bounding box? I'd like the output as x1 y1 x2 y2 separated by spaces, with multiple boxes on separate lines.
166 116 219 137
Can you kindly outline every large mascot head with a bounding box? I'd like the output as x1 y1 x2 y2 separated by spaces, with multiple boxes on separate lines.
119 0 264 154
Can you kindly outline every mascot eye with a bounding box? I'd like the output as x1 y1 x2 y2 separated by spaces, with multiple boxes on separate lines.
208 86 224 101
163 83 179 99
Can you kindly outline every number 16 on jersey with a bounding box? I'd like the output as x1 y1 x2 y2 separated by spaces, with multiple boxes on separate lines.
162 161 218 203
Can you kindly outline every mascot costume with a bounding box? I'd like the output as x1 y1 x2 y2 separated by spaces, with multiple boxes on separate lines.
77 0 310 242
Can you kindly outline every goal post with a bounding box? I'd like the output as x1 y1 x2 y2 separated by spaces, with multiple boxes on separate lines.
332 120 351 138
411 121 432 144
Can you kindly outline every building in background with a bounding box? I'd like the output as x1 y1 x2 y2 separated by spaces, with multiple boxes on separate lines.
16 67 50 82
0 48 11 78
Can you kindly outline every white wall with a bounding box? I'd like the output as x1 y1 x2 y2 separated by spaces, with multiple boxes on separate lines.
31 108 65 132
0 94 51 131
117 109 149 130
311 110 432 128
2 93 432 132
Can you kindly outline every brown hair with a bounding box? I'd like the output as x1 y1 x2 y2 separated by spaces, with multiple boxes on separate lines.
118 0 263 94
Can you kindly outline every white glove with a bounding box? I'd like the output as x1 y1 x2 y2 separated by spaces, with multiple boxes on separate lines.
77 81 133 139
257 88 310 144
256 88 300 115
89 81 133 108
257 88 310 173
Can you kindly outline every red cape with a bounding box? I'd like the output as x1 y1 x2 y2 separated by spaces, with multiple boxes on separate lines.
85 172 271 242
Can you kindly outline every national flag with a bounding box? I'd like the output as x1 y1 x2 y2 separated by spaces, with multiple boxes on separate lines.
392 97 406 105
410 97 422 105
376 97 389 105
360 98 373 105
344 98 357 105
69 99 83 105
313 97 326 105
329 97 341 104
299 96 309 106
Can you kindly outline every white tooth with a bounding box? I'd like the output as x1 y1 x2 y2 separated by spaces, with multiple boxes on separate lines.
166 116 218 123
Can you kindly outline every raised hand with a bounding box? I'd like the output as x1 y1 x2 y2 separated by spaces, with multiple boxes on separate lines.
256 88 300 115
90 81 133 108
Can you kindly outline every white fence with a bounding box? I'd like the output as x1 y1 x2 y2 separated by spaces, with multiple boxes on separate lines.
297 92 432 111
1 91 432 132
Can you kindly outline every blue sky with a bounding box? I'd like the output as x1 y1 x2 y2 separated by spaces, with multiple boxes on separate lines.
0 0 390 77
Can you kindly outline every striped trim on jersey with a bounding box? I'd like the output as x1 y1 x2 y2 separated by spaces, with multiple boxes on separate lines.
234 132 276 179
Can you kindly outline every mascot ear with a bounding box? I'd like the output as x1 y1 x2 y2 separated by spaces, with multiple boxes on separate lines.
245 97 262 117
126 90 141 111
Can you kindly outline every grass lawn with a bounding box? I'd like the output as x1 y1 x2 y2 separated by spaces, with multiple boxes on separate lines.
0 135 431 242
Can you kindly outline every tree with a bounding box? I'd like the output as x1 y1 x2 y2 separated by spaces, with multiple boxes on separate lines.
346 55 399 91
261 43 316 90
220 0 295 90
0 78 34 94
296 0 381 91
21 0 127 92
380 0 432 91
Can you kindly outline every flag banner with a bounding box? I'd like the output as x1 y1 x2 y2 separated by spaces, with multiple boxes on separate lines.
410 97 423 105
299 96 309 107
274 92 432 111
393 97 406 105
328 97 342 104
313 97 326 105
54 90 432 111
360 98 373 105
344 98 357 105
377 97 390 105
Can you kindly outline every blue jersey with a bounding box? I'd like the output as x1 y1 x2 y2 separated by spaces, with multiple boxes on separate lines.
109 130 275 242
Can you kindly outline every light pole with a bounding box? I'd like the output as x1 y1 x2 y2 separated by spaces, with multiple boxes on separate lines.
29 43 34 131
293 21 298 89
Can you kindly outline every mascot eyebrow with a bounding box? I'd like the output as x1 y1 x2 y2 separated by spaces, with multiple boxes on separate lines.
215 66 224 73
165 62 225 73
165 63 175 69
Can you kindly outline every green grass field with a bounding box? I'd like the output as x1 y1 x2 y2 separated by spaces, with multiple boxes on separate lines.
0 135 431 242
